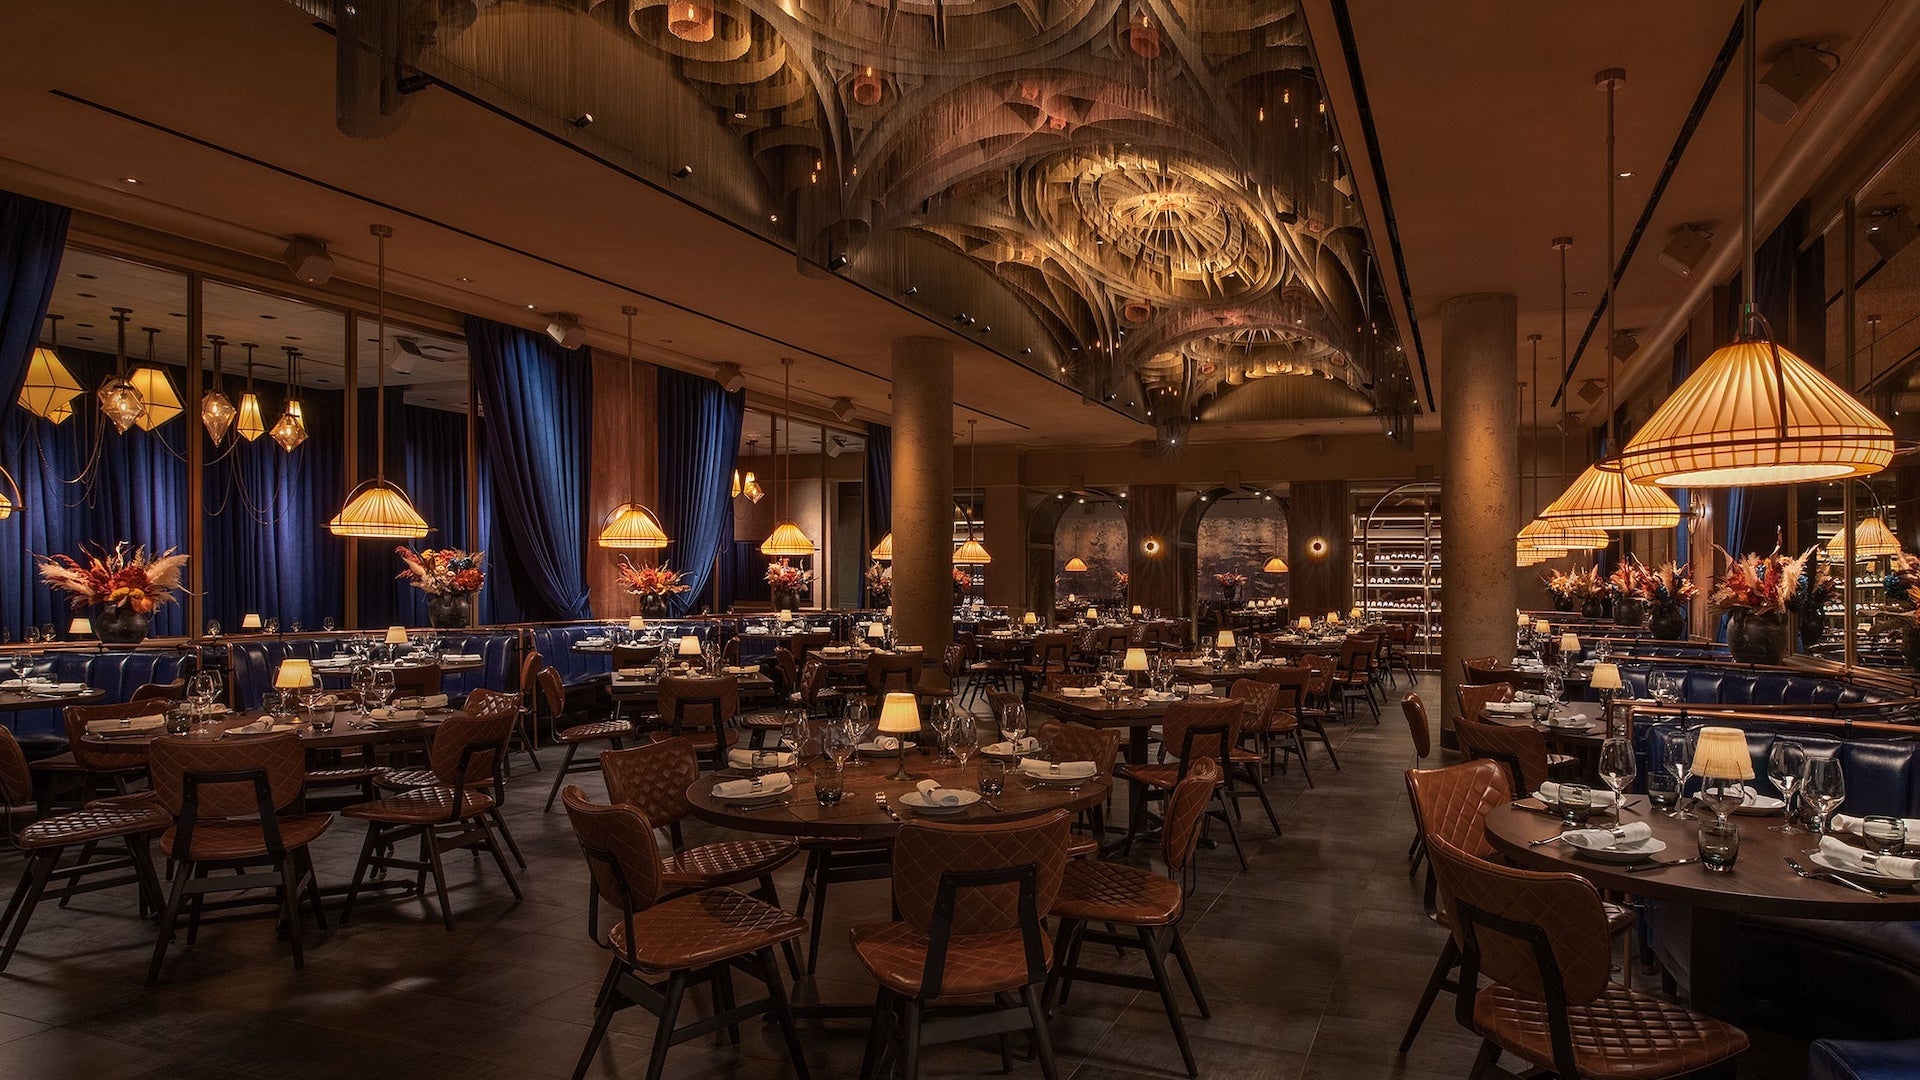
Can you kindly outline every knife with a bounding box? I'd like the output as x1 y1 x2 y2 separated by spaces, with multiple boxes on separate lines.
1627 857 1699 873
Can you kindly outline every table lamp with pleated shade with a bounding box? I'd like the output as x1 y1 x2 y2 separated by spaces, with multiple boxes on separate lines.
385 625 408 645
1560 633 1581 655
275 659 314 690
1691 726 1756 822
678 635 702 657
877 691 921 779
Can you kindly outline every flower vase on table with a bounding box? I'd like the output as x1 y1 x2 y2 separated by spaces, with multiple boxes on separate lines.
1580 596 1607 620
92 604 152 645
766 560 813 613
398 547 486 629
774 590 801 612
427 592 473 629
638 595 670 619
1611 597 1647 628
1726 609 1790 665
36 542 187 648
617 557 691 617
1711 545 1816 666
1649 604 1687 641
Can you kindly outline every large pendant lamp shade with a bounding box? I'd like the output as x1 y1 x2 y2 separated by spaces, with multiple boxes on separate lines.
1262 556 1288 574
1539 459 1682 531
128 327 182 431
596 306 671 549
1517 517 1609 552
1852 514 1901 560
0 463 20 520
200 334 237 443
1063 557 1089 573
870 532 893 561
953 419 991 564
330 224 431 539
760 357 816 557
1619 338 1892 487
19 315 82 423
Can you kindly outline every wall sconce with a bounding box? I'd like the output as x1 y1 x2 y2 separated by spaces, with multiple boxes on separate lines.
1307 537 1329 559
1141 537 1163 556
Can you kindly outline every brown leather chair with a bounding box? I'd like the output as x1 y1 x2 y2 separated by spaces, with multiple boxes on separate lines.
790 657 842 720
611 643 661 672
851 810 1070 1080
0 724 165 973
129 679 186 703
864 651 919 705
146 733 332 983
391 663 442 698
51 700 159 804
1254 666 1339 776
543 668 634 812
774 645 800 697
1036 720 1122 857
1424 833 1746 1078
340 689 523 930
1220 679 1285 834
1462 655 1522 688
562 786 809 1080
1119 698 1250 869
1047 759 1219 1077
658 674 740 768
1403 692 1433 768
1020 631 1074 698
1453 715 1557 797
1334 635 1380 721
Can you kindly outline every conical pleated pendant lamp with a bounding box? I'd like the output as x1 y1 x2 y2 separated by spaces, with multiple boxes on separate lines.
760 358 816 557
596 306 670 550
330 224 429 539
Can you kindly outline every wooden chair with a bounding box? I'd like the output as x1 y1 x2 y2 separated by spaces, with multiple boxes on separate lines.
1047 759 1218 1077
865 651 920 706
0 725 165 973
511 649 545 769
145 733 332 983
658 675 740 769
790 657 843 720
130 679 186 703
340 690 523 930
1020 632 1074 699
391 663 442 699
45 701 157 806
1252 666 1338 778
1119 698 1250 870
1334 636 1380 721
561 786 810 1080
1424 833 1746 1079
1036 720 1121 857
851 811 1070 1080
543 668 633 811
1220 680 1285 833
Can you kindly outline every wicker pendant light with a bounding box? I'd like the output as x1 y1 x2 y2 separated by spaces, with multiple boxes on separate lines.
596 306 670 549
1621 0 1891 488
127 327 182 431
869 532 893 561
953 419 991 565
97 309 146 434
0 462 20 521
18 314 82 423
760 358 816 557
1063 557 1089 573
1852 514 1900 560
329 224 429 540
200 334 237 444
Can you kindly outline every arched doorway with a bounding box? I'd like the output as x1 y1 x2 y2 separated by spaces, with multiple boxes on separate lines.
1182 486 1289 633
1028 488 1129 619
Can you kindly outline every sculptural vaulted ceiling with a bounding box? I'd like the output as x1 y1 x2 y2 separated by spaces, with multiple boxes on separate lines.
330 0 1415 442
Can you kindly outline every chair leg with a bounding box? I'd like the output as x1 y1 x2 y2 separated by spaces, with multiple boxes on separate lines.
758 949 811 1080
1399 937 1457 1054
643 971 688 1080
339 824 381 926
478 818 524 901
1244 769 1282 836
714 962 740 1045
298 848 327 930
0 852 57 973
543 744 580 812
804 850 830 975
900 997 922 1080
573 958 626 1080
752 874 802 980
1212 792 1248 870
424 830 455 931
1023 985 1058 1080
281 857 306 971
1466 1038 1502 1080
146 859 193 986
1291 732 1315 789
1167 925 1209 1018
489 807 529 870
1140 927 1198 1078
857 989 891 1080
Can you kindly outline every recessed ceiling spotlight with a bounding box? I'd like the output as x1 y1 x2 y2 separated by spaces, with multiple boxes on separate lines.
672 165 694 179
121 177 142 185
456 276 472 283
525 304 537 310
570 113 594 128
1617 170 1634 178
769 213 778 223
902 286 918 296
1571 290 1589 299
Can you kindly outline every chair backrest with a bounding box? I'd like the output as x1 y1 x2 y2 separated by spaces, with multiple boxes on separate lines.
1456 681 1514 725
1404 758 1510 859
1451 717 1548 797
1036 720 1121 777
535 666 565 719
1161 698 1243 772
130 679 186 703
776 647 799 690
1252 666 1307 715
1229 678 1278 732
612 644 660 671
986 690 1023 728
1424 833 1611 1006
1033 632 1071 669
942 644 967 681
429 688 519 790
0 725 36 811
891 810 1069 996
1163 757 1222 874
798 658 832 708
393 663 443 698
150 733 305 819
866 652 918 695
562 786 664 960
659 675 739 731
600 737 697 829
1402 692 1432 760
519 648 544 692
64 699 170 773
1299 654 1335 694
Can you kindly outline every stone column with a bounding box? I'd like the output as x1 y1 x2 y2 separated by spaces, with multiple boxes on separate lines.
1441 294 1519 743
891 338 956 687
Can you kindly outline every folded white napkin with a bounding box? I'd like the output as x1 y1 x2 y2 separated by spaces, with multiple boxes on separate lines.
985 737 1039 756
615 668 650 678
1181 683 1216 696
367 707 424 722
1173 658 1203 668
1563 822 1653 847
914 779 963 806
726 749 796 770
1059 686 1100 698
726 665 759 675
1829 814 1920 837
0 678 38 690
443 653 483 663
870 736 901 750
1538 782 1616 807
1818 835 1920 877
1019 759 1097 780
395 693 448 710
713 772 791 798
85 714 165 736
49 683 86 693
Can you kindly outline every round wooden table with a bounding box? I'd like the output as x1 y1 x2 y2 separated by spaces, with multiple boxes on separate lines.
1484 802 1920 1016
687 752 1108 839
78 707 455 753
0 687 106 713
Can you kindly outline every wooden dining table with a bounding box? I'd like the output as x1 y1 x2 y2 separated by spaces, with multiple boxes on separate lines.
77 706 456 754
1028 690 1175 763
0 687 107 714
1484 801 1920 1018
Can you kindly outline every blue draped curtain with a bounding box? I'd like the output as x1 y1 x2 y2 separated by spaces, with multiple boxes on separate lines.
466 317 593 622
353 390 473 627
865 421 891 551
203 372 346 634
0 193 66 406
656 367 743 616
4 348 190 638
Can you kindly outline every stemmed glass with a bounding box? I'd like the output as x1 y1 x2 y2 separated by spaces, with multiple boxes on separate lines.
370 669 396 715
323 617 337 633
189 671 219 713
999 703 1028 764
1804 757 1847 835
822 722 855 774
949 716 978 780
1598 736 1637 824
844 700 872 767
350 665 374 715
1648 670 1678 707
1542 668 1564 704
926 699 955 761
1655 726 1694 819
1766 740 1809 833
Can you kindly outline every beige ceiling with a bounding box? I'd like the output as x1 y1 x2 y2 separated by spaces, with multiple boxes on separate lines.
1305 0 1920 429
0 0 1148 445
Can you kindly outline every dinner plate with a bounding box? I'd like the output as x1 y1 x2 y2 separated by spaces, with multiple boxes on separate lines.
1732 793 1787 816
898 789 980 814
1810 849 1920 888
1024 772 1095 788
1562 832 1667 863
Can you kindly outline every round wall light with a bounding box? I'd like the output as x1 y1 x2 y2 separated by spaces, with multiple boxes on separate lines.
1142 537 1163 556
1307 537 1329 559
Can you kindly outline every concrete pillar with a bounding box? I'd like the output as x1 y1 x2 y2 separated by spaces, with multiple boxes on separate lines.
1441 294 1519 741
891 338 956 686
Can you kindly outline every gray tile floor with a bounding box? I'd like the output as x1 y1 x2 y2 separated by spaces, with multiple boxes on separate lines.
0 677 1577 1078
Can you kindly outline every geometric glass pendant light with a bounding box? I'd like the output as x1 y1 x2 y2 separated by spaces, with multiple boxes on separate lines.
19 314 83 423
329 224 429 539
200 333 237 444
235 342 266 442
1620 0 1891 489
127 326 182 431
596 305 671 549
269 346 308 452
760 357 816 557
97 308 146 434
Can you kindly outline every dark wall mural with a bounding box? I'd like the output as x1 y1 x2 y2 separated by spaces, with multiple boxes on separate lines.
1198 498 1288 601
1054 502 1128 608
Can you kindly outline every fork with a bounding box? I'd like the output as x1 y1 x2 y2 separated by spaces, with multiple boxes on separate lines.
875 793 902 822
1784 856 1886 899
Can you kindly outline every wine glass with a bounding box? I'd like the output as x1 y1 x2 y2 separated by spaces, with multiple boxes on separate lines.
1597 736 1636 824
823 722 855 773
1655 726 1694 819
22 627 39 646
949 715 978 776
844 699 872 766
1766 740 1810 833
1542 668 1564 704
926 698 954 761
323 617 337 633
188 671 216 712
1804 757 1847 834
370 669 396 715
350 664 374 714
999 702 1028 762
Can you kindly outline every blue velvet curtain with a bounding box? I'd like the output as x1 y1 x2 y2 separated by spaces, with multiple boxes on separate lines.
3 348 190 638
466 317 593 622
864 422 891 551
0 192 67 406
352 390 474 627
203 372 347 634
656 366 743 616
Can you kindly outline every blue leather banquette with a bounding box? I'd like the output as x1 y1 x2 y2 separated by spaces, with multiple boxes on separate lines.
225 632 517 711
4 648 189 737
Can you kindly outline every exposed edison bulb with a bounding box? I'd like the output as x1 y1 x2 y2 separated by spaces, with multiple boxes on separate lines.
201 390 237 443
97 377 145 434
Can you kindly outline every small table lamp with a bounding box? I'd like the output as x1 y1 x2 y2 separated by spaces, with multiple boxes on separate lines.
1517 611 1531 627
877 691 921 780
1327 612 1341 626
1559 632 1581 657
1588 661 1622 726
1349 607 1362 621
1131 605 1144 617
1297 616 1311 631
678 634 703 657
776 610 792 623
241 613 263 631
1532 619 1551 636
866 621 887 644
1691 726 1756 825
1124 646 1149 687
1215 629 1235 664
385 625 409 646
1085 607 1099 622
1023 612 1038 627
68 617 92 638
275 658 314 690
627 616 646 633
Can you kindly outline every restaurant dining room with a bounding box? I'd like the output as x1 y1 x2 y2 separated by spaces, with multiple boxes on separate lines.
8 2 1920 1078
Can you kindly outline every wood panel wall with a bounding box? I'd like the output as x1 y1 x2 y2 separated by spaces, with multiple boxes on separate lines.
1126 484 1183 616
587 352 659 617
1287 480 1351 617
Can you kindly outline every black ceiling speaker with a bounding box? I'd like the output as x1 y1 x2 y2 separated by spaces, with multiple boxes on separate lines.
283 236 334 285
